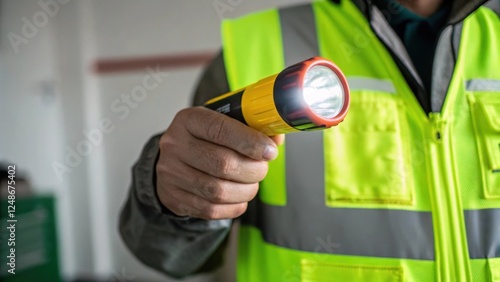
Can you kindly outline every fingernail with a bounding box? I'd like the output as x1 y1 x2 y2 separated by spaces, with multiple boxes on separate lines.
263 145 278 160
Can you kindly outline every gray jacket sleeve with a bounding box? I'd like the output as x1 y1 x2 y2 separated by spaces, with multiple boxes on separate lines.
119 51 233 279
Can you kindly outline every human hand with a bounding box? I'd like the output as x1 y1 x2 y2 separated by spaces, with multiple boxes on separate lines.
156 106 283 220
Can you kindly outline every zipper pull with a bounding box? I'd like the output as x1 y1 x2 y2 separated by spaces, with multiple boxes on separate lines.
429 112 446 142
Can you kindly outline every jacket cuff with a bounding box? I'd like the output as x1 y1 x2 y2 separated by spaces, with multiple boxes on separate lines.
133 134 168 215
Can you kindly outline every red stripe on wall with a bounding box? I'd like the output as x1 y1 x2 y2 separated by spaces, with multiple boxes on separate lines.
93 51 216 74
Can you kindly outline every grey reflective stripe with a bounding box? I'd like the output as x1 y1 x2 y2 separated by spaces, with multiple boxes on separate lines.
452 23 463 62
243 131 435 259
485 0 500 16
466 79 500 91
347 77 396 93
241 3 435 260
279 4 319 66
465 209 500 258
431 26 456 112
286 131 326 207
252 205 435 259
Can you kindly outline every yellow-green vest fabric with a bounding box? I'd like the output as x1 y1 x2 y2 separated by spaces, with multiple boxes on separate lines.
222 1 500 281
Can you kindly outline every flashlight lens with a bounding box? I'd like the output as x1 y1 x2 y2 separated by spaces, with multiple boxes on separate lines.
303 65 345 119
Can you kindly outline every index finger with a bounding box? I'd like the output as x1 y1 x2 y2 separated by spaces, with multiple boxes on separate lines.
180 107 278 161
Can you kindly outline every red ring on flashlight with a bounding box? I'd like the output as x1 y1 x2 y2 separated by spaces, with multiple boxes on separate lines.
295 57 350 128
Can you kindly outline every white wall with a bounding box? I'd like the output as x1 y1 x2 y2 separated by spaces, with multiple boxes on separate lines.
0 0 93 279
0 0 63 194
1 0 309 281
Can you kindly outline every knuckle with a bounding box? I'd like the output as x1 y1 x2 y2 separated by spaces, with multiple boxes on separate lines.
156 160 173 179
162 193 188 216
174 203 193 217
173 108 199 129
155 163 167 177
201 204 220 220
192 175 208 195
158 132 175 151
207 116 229 144
166 202 183 216
170 110 188 130
206 180 227 203
156 155 177 177
193 177 226 203
237 139 257 157
176 108 191 121
214 153 238 177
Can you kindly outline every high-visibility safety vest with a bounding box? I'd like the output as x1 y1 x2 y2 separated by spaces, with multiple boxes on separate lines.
222 1 500 281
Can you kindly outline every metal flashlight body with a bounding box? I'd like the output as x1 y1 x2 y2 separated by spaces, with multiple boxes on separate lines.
204 57 350 136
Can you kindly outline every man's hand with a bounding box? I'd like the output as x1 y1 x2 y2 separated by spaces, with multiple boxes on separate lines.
156 107 283 220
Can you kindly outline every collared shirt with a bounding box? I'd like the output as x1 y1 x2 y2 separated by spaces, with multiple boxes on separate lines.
374 0 451 93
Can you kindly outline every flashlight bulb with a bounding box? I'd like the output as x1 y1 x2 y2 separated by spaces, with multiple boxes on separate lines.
303 65 345 119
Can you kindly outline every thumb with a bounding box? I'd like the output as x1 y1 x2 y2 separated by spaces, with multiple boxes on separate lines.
270 134 285 146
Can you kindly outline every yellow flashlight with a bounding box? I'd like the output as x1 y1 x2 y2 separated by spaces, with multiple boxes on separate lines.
204 57 350 136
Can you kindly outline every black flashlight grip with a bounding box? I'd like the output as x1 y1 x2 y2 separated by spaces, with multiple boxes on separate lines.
204 90 248 125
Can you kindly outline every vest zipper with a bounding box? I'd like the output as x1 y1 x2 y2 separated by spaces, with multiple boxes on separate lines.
428 112 471 282
430 113 445 142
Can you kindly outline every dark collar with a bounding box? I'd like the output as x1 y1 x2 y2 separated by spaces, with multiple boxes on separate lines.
448 0 488 23
350 0 487 24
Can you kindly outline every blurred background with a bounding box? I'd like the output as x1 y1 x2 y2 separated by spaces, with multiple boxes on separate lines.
0 0 309 281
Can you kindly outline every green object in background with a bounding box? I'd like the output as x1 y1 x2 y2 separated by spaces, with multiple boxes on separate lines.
0 196 61 282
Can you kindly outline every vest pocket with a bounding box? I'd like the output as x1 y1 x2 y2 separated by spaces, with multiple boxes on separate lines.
468 93 500 199
301 260 403 282
489 259 500 282
324 91 413 206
